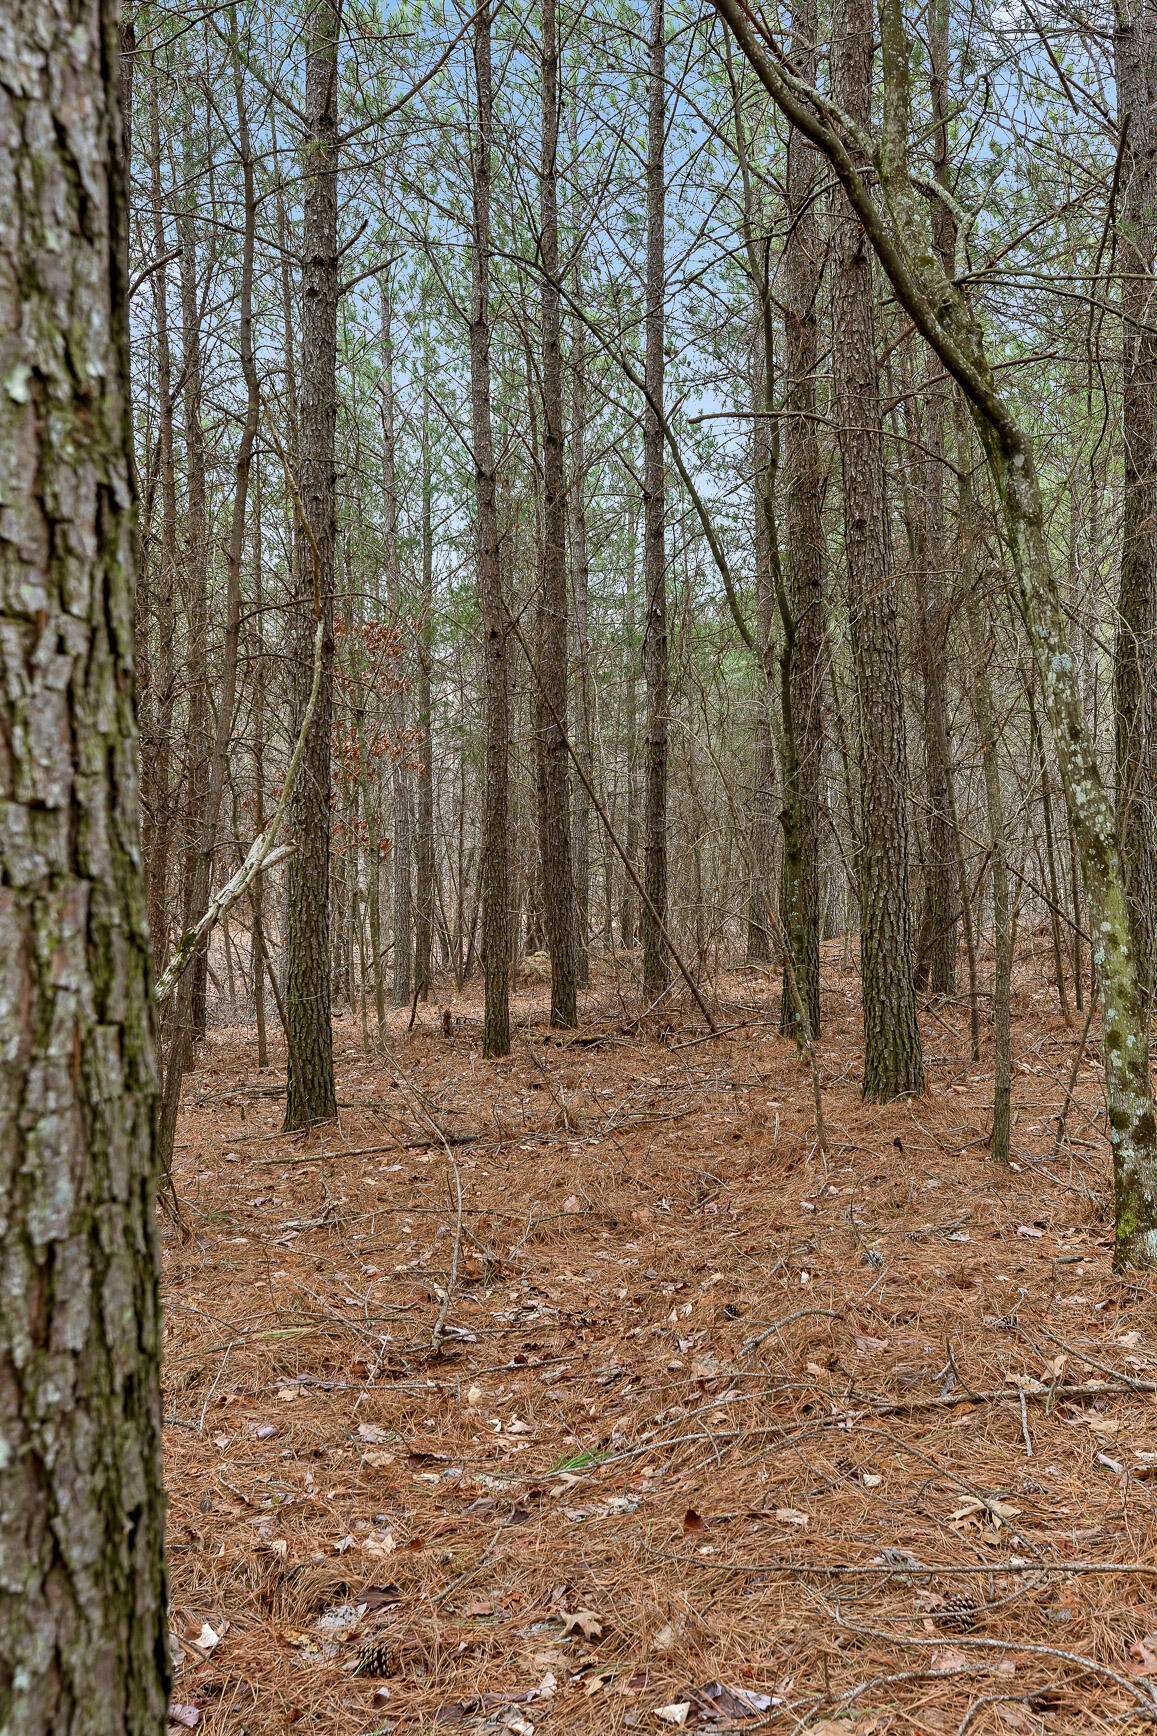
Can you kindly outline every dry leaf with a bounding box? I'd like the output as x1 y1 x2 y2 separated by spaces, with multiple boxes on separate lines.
195 1623 221 1653
362 1449 395 1468
775 1508 809 1527
563 1196 582 1214
931 1647 971 1672
507 1418 532 1434
466 1385 484 1406
1129 1634 1157 1675
1015 1225 1044 1239
363 1530 396 1556
653 1706 691 1727
682 1508 707 1535
652 1622 678 1650
356 1422 393 1444
276 1385 301 1403
561 1608 603 1640
169 1709 201 1730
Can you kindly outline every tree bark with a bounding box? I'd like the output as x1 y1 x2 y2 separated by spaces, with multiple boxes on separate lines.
779 0 826 1032
829 0 923 1098
568 127 593 989
158 36 259 1172
284 0 339 1128
415 371 435 1002
642 0 669 1005
472 0 511 1058
1114 0 1157 1004
537 0 578 1027
143 52 177 978
0 2 168 1723
177 107 210 1040
380 272 412 1008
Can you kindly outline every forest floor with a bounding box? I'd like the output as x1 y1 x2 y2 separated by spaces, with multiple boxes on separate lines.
163 942 1157 1736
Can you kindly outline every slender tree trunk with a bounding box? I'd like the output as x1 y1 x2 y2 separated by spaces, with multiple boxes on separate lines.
415 373 435 1001
621 511 640 949
252 458 269 1069
536 0 577 1026
642 0 669 1004
472 1 511 1057
145 55 177 977
906 369 957 999
380 273 412 1007
958 415 1012 1163
829 0 923 1098
779 0 825 1033
177 110 210 1040
0 4 168 1721
158 46 259 1169
284 0 339 1128
569 134 593 989
1115 0 1157 1005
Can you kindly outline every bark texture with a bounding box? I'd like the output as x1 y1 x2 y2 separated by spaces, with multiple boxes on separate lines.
0 3 169 1726
536 0 577 1027
1115 0 1157 1003
779 0 825 1033
472 2 511 1058
284 0 339 1128
642 0 669 1005
829 0 923 1098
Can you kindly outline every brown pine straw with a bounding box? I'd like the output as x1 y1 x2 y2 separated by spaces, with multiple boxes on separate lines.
163 942 1157 1735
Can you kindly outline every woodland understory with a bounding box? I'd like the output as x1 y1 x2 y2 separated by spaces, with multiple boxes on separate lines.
162 952 1157 1736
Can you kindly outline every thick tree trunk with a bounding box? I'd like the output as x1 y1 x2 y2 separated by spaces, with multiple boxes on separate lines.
472 1 511 1058
284 0 339 1128
1115 0 1157 1005
642 0 669 1005
829 0 923 1098
0 3 168 1724
537 0 578 1027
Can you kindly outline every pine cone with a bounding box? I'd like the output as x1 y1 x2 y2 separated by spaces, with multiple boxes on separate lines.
356 1634 392 1677
937 1591 979 1632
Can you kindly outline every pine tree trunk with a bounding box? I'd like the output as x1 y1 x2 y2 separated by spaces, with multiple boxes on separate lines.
0 4 168 1722
1115 0 1157 1004
415 377 436 1002
380 275 412 1008
144 56 177 978
829 0 923 1099
779 0 825 1032
569 173 593 990
472 1 511 1057
642 0 669 1005
284 0 339 1128
537 0 578 1027
177 112 210 1041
